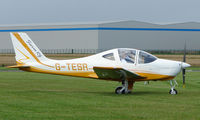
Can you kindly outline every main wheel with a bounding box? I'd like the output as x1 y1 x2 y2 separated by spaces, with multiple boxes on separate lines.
169 89 178 95
115 86 125 94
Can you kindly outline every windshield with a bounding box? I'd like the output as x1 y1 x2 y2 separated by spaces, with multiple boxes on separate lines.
138 51 157 64
118 48 136 64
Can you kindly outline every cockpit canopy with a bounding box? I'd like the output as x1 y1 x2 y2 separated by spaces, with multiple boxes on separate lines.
102 48 157 64
118 48 157 64
138 50 157 64
118 48 136 64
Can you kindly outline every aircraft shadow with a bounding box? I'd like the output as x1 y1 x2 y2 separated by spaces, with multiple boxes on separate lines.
84 91 167 96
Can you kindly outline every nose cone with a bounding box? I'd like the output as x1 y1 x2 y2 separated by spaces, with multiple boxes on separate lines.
181 62 191 68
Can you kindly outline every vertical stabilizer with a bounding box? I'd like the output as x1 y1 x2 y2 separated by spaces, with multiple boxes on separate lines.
10 32 48 65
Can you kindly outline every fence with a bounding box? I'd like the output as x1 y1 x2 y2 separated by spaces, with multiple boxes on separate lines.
0 49 200 55
144 49 200 55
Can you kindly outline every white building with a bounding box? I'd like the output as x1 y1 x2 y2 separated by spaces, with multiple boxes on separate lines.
0 20 200 51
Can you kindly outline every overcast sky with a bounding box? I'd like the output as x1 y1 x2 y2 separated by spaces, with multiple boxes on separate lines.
1 0 200 25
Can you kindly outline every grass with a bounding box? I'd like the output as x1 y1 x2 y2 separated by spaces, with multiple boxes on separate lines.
0 67 199 120
0 67 17 70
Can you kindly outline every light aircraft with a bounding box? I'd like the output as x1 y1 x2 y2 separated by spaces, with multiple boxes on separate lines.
8 32 191 94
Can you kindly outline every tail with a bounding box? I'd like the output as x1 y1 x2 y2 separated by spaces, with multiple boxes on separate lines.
9 32 48 67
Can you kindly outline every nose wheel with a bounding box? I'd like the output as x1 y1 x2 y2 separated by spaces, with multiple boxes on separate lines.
169 80 178 95
169 88 178 95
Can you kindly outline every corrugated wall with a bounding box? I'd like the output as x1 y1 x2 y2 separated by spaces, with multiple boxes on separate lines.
0 21 200 50
98 21 200 50
0 24 99 49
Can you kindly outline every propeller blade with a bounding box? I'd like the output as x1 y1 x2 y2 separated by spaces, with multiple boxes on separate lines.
182 68 186 88
182 40 186 88
183 40 186 62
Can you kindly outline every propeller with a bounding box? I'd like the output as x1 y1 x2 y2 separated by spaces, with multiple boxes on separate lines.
182 41 186 88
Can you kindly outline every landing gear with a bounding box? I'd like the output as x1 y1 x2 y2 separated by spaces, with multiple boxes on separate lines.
169 80 178 95
169 88 178 95
115 80 130 94
115 86 125 94
115 85 132 94
144 81 149 85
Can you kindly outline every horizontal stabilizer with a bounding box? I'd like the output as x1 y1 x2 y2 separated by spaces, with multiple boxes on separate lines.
7 65 30 68
93 67 146 80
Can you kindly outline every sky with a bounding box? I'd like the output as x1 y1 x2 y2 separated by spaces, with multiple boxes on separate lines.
1 0 200 25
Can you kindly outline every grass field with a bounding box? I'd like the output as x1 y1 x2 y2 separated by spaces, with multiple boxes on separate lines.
0 67 199 120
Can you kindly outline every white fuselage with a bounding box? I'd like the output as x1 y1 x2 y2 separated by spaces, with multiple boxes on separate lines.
23 49 190 81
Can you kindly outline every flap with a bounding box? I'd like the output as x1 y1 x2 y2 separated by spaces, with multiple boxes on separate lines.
93 66 146 80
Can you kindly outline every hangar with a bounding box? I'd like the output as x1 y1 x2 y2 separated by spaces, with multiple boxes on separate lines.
0 20 200 51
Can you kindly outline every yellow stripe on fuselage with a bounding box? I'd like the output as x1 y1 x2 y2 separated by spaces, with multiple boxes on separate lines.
20 66 98 79
135 72 174 81
19 65 174 82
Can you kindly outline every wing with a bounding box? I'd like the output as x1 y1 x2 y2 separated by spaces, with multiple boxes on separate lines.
93 66 146 81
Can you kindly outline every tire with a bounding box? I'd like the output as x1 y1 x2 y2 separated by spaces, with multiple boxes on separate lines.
169 89 178 95
115 86 124 94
